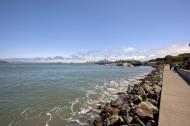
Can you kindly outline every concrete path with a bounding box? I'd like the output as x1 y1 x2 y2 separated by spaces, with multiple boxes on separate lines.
159 66 190 126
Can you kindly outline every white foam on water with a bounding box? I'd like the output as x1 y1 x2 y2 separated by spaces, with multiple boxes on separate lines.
45 107 63 126
70 98 79 114
65 72 150 125
78 106 92 115
9 107 33 126
45 112 52 126
65 117 88 125
8 121 14 126
20 107 31 115
85 90 97 98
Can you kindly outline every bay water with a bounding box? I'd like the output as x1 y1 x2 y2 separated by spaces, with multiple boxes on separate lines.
0 64 153 126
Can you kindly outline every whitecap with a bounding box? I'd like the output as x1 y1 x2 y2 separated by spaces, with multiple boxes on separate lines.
45 112 52 126
70 98 79 114
45 107 63 126
78 106 92 115
9 107 32 126
20 107 31 115
65 117 88 125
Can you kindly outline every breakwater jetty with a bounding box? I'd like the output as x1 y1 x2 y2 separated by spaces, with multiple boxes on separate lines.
91 65 164 126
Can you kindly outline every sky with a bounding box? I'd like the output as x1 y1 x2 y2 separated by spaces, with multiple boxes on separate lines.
0 0 190 61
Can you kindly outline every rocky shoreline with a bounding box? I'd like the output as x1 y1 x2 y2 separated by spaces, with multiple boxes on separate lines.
91 65 164 126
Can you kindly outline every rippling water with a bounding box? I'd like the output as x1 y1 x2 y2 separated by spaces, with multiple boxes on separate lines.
0 63 153 126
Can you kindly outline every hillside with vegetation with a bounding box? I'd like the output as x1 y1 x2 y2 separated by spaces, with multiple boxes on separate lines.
149 53 190 70
95 60 142 66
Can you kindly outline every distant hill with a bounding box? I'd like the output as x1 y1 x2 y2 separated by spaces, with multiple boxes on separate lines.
0 60 8 64
95 59 142 66
114 60 142 66
148 53 190 70
149 53 190 63
94 60 113 65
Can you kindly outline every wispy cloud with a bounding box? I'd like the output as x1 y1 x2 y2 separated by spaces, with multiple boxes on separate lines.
154 44 190 57
77 43 190 61
3 43 190 63
122 47 136 53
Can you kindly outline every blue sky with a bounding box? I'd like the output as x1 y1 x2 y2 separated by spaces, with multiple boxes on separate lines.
0 0 190 59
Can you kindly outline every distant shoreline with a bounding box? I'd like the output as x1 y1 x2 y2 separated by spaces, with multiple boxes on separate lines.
0 60 8 64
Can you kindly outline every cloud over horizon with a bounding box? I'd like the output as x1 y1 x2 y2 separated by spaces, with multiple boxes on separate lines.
2 43 190 63
77 43 190 61
122 47 136 53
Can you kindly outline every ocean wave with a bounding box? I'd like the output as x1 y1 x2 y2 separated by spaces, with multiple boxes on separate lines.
65 73 147 125
45 106 65 126
70 98 79 114
8 107 33 126
9 106 68 126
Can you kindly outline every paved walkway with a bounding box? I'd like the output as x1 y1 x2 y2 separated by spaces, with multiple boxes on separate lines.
159 66 190 126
